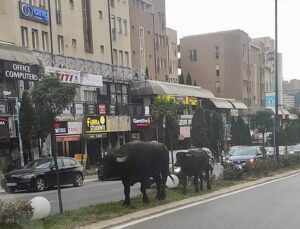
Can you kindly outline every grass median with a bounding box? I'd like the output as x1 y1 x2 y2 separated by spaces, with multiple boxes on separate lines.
2 179 237 229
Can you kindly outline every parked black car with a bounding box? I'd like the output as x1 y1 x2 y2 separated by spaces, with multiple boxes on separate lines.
0 157 84 193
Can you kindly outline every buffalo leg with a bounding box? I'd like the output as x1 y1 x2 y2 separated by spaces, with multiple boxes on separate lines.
122 180 130 206
182 175 187 195
154 175 162 199
199 172 204 191
159 171 167 200
194 174 199 192
140 180 149 203
206 169 211 190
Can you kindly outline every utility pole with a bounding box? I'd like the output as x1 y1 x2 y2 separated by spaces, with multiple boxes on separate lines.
274 0 280 161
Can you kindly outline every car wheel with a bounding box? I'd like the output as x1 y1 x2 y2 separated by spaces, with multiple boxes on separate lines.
35 177 45 192
4 187 16 193
73 173 83 187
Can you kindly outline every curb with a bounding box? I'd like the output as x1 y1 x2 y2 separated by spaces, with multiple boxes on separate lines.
78 168 300 229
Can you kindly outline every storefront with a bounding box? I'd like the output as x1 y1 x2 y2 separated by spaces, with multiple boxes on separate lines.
55 121 82 157
130 115 151 141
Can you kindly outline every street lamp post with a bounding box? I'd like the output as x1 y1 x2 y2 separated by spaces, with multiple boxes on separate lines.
274 0 280 160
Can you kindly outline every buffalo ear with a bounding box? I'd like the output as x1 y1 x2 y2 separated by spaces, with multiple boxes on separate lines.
116 156 127 163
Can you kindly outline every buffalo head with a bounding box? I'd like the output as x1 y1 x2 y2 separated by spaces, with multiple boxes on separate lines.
100 154 126 180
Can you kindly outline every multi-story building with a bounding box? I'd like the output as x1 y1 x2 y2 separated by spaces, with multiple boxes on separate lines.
166 28 178 83
180 29 264 112
129 0 169 81
0 0 141 166
253 37 283 106
283 94 295 109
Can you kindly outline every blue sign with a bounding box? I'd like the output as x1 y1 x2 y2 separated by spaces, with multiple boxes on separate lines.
19 2 49 24
265 92 276 108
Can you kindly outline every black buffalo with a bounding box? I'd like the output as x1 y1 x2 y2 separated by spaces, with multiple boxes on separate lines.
175 149 211 194
101 141 169 205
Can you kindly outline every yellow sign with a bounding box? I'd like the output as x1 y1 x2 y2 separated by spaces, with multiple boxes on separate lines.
85 116 106 133
74 154 87 162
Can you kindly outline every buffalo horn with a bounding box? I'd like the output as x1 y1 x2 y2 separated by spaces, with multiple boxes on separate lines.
116 156 126 163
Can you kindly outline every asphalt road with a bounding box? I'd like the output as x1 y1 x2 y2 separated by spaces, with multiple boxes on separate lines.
112 173 300 229
0 177 141 213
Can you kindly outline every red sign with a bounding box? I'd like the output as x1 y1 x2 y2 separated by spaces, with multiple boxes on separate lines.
0 117 10 142
99 104 106 115
56 135 80 142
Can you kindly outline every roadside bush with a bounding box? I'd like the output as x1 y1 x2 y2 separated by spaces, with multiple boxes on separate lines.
223 166 243 180
0 200 33 225
245 158 279 174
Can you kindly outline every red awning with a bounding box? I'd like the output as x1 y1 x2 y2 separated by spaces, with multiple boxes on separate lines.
56 135 80 142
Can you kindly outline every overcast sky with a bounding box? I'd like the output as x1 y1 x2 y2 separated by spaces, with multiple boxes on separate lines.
166 0 299 81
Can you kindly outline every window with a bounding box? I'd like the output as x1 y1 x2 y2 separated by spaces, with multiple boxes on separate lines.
98 10 103 19
99 83 108 95
84 90 96 102
216 65 220 77
69 0 74 9
72 39 77 48
111 94 116 104
111 16 116 41
156 57 160 73
110 0 115 7
118 17 122 34
216 81 220 94
21 27 29 47
139 27 145 71
214 46 219 59
82 0 93 52
122 85 128 94
55 0 62 24
113 49 118 65
110 84 116 93
119 50 124 66
32 29 39 50
123 20 128 35
39 0 46 8
188 49 197 62
58 35 64 54
42 31 49 52
100 45 105 54
124 51 129 67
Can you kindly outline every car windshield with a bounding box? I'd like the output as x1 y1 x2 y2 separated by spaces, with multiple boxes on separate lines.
25 159 53 169
232 147 257 156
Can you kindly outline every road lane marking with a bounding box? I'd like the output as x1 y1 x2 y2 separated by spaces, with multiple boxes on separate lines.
110 172 300 229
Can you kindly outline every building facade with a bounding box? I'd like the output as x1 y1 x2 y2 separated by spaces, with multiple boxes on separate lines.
180 30 264 112
283 94 295 109
166 28 178 83
129 0 169 81
0 0 143 167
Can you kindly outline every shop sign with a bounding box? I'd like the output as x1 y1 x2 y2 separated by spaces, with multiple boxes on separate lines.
109 105 115 115
44 66 81 84
56 135 80 142
86 103 96 115
3 61 38 82
54 121 68 135
99 104 106 115
178 115 193 126
68 122 82 135
131 116 151 130
19 2 49 24
0 118 9 141
180 126 191 138
75 103 84 115
85 116 106 133
82 74 103 87
231 109 238 117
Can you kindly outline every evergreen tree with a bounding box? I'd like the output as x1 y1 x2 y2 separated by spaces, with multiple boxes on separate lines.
19 91 35 164
145 66 149 79
205 110 214 149
191 108 209 148
212 112 224 153
193 80 197 86
186 73 192 85
179 73 185 84
231 117 252 145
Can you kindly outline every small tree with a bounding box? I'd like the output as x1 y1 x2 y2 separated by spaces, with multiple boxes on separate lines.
145 66 149 79
186 73 192 85
191 108 209 148
179 73 185 84
212 112 224 160
231 117 252 145
19 91 35 165
251 110 273 146
31 75 77 214
193 80 197 86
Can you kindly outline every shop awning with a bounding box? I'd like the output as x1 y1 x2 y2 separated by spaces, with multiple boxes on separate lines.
228 100 248 110
289 114 299 120
209 98 234 109
269 108 284 115
281 108 290 116
131 80 215 99
0 42 40 65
